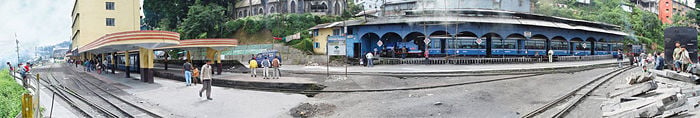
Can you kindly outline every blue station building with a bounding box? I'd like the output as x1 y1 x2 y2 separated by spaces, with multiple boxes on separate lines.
310 0 628 58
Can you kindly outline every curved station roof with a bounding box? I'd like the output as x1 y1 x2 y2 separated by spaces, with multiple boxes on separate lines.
79 30 181 53
158 38 239 51
79 30 239 54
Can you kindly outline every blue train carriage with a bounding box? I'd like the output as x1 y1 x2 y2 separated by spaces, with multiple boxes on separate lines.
550 36 570 56
570 38 591 56
594 41 610 55
523 36 547 56
105 53 140 72
396 42 423 56
491 36 520 56
610 43 623 56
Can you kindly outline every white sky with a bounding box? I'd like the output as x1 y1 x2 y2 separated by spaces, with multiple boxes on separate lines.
0 0 75 63
0 0 145 64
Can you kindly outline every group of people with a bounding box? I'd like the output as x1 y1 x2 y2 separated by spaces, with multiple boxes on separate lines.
68 59 108 74
248 56 281 79
615 41 695 73
672 42 694 73
182 61 214 100
6 62 31 87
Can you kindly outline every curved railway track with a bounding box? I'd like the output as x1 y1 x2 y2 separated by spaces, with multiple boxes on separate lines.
36 63 163 118
521 66 635 118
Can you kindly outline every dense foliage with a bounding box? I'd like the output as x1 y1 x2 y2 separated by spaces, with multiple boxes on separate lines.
0 69 27 117
177 2 229 39
144 0 360 52
533 0 698 51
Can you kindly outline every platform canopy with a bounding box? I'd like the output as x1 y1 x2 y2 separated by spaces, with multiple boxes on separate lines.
158 38 239 51
79 30 181 53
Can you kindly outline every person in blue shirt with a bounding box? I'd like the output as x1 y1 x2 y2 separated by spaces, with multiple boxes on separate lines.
655 52 665 70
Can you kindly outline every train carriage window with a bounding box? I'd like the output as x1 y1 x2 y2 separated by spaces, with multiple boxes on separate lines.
492 39 517 49
525 40 546 50
551 41 569 50
595 43 609 51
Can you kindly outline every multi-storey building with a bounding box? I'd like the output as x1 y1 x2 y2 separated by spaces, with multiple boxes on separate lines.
658 0 696 24
71 0 141 52
234 0 346 19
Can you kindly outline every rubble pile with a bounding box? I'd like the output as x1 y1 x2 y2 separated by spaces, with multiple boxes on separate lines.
602 71 700 117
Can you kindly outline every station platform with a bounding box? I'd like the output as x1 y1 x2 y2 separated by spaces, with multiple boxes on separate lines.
150 67 325 92
61 64 308 117
281 59 627 74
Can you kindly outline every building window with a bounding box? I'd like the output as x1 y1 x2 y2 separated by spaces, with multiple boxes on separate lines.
333 29 342 36
106 18 115 26
106 2 115 10
314 42 320 48
313 29 319 36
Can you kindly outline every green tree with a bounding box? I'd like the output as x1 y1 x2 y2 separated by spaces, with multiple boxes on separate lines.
177 3 229 39
143 0 194 30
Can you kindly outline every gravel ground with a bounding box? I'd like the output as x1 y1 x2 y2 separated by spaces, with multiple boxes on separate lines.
287 67 618 117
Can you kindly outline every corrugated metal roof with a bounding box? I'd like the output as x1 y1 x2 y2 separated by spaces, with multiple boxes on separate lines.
347 16 628 36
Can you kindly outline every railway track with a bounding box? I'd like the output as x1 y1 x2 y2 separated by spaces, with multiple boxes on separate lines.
36 63 162 118
521 66 635 118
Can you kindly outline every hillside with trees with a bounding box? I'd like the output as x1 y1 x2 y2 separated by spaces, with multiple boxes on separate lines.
533 0 699 51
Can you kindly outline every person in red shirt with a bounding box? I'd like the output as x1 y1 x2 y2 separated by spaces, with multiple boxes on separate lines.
24 62 30 72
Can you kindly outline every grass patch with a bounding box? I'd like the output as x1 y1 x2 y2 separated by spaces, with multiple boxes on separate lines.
0 69 27 118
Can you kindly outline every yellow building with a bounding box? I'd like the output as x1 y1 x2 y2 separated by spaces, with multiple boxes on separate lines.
71 0 141 53
309 22 344 54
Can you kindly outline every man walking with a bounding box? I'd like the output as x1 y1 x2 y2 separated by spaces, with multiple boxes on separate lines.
249 57 258 77
199 61 213 100
183 61 193 86
261 57 271 79
271 56 281 79
366 52 374 67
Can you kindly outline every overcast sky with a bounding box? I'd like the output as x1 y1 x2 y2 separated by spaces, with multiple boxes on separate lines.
0 0 74 64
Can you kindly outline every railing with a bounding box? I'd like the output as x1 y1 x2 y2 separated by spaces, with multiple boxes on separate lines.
377 55 613 65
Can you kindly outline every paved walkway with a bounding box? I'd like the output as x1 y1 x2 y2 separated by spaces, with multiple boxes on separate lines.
280 59 626 74
84 67 309 118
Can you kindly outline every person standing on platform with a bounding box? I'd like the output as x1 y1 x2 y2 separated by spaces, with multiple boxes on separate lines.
261 57 271 79
271 56 281 79
617 49 624 68
366 52 374 67
96 62 102 74
199 61 213 100
249 57 258 77
183 61 193 86
102 59 108 72
401 46 407 59
192 67 200 85
547 49 554 63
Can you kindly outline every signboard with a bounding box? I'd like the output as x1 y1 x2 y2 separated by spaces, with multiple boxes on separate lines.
524 31 532 38
328 36 346 55
377 40 383 46
582 43 587 48
476 38 482 44
424 38 431 44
